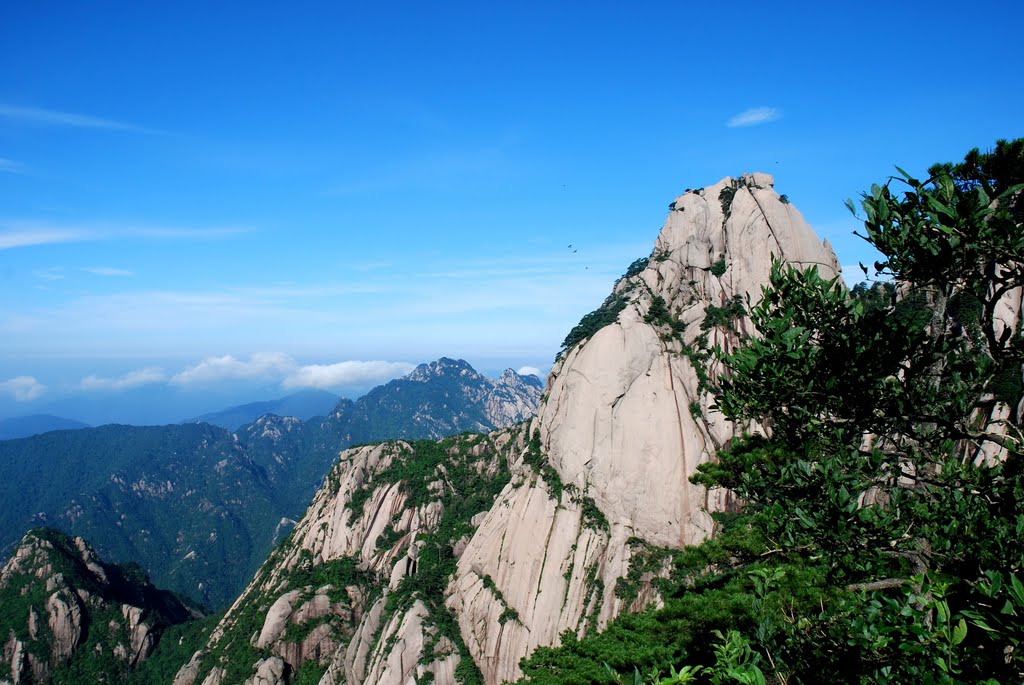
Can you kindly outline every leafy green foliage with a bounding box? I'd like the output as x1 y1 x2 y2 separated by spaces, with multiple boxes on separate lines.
701 295 746 333
561 293 631 355
719 184 737 219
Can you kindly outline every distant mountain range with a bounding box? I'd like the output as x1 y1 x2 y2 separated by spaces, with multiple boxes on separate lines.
186 388 341 430
0 414 90 440
0 359 542 609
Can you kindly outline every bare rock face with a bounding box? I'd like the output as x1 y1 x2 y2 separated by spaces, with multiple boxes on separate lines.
171 173 839 685
484 370 544 427
0 529 200 684
446 174 840 684
44 588 83 662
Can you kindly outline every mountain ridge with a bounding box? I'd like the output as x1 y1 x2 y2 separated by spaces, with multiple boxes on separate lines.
0 415 90 441
0 359 541 612
187 389 342 431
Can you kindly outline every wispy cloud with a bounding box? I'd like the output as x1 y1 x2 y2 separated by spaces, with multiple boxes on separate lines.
0 158 26 174
517 366 542 378
32 267 65 281
282 361 415 390
170 353 296 386
726 107 781 128
81 367 166 391
0 376 46 402
0 220 250 250
83 267 134 277
1 227 89 249
0 103 159 133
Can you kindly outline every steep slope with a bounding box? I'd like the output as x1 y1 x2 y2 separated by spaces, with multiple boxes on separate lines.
0 528 200 684
173 430 527 685
172 173 839 685
448 173 840 684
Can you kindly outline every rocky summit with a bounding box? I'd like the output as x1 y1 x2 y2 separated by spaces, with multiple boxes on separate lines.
172 174 840 685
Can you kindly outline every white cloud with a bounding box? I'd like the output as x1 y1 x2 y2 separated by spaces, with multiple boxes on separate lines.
80 367 166 391
83 267 134 277
283 361 415 390
170 353 296 386
517 366 542 377
0 376 46 401
0 103 158 133
726 107 781 128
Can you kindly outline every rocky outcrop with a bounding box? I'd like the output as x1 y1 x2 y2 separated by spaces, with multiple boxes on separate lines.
0 528 200 685
175 430 526 685
171 173 839 685
447 173 840 684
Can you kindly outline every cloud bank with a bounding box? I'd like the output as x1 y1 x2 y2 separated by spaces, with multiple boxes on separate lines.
170 353 295 386
283 361 415 390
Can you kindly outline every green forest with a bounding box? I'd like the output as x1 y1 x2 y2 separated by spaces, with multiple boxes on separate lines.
517 140 1024 684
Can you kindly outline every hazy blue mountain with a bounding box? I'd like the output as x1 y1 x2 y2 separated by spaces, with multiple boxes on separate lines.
187 389 341 430
0 414 89 440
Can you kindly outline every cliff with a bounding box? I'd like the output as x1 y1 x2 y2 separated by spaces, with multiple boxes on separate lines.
174 173 839 684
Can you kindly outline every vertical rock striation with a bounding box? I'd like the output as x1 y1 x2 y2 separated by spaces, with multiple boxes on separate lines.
446 174 840 684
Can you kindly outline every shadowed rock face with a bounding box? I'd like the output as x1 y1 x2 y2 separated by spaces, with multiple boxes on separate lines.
0 528 200 685
447 174 840 684
171 174 840 685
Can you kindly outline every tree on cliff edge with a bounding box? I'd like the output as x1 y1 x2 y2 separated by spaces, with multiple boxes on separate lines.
518 140 1024 685
695 138 1024 683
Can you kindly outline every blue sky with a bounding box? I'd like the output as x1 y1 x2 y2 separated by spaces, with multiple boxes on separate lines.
1 1 1022 423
